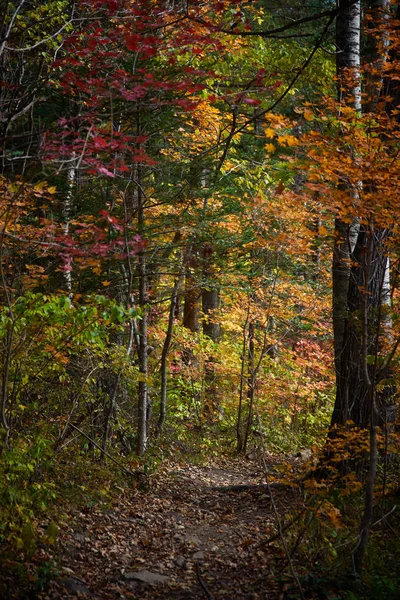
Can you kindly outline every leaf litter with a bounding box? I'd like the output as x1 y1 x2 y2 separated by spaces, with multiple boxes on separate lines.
13 455 303 599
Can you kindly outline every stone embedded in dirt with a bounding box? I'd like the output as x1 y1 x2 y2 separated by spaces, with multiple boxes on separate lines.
123 570 170 584
184 533 201 546
71 532 86 543
175 555 187 568
58 577 91 596
192 551 205 560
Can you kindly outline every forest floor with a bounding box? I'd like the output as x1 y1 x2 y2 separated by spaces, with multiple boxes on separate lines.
6 453 308 600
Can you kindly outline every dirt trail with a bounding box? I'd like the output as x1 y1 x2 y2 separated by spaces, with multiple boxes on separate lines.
41 456 300 600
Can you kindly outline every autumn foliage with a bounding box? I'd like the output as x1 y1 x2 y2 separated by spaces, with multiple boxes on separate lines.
1 0 400 596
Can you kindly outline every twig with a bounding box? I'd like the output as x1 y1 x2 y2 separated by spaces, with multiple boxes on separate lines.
64 421 143 479
40 412 143 480
211 482 293 492
195 562 214 600
215 12 337 155
255 408 305 600
189 6 341 38
257 508 306 548
371 505 396 529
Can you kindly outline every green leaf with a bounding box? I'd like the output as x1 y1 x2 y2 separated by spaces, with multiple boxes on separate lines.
21 522 36 551
45 520 58 544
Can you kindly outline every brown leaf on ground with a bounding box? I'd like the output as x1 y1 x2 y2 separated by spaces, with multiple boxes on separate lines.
4 455 302 600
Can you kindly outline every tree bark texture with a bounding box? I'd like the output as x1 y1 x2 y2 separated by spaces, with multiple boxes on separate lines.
136 171 148 456
330 0 396 576
332 0 361 380
243 321 255 453
183 263 200 334
336 0 361 109
331 226 391 429
331 0 396 431
202 286 220 341
157 270 183 433
202 258 221 421
201 247 220 342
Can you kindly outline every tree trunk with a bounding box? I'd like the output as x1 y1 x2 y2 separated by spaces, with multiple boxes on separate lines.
332 226 390 429
332 0 361 382
157 268 183 433
182 248 200 374
202 285 220 341
236 322 248 453
331 0 394 431
63 154 76 297
329 0 395 577
136 172 148 456
183 263 200 334
202 257 221 421
243 321 255 453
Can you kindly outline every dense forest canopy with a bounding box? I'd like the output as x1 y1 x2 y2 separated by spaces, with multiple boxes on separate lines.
1 0 400 597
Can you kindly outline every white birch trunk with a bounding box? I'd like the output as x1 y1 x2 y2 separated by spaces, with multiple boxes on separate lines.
332 0 361 375
63 154 76 297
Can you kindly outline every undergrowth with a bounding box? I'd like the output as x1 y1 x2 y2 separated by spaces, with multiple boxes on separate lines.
0 420 399 599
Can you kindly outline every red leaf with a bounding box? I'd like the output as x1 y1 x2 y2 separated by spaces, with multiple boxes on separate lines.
92 136 108 149
98 166 115 177
243 98 261 105
125 34 140 51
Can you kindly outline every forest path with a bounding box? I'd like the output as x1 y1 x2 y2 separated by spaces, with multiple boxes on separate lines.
43 455 301 600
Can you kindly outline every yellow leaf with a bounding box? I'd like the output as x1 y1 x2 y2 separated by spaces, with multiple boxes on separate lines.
285 135 298 147
101 281 112 287
264 128 275 139
265 143 275 153
303 109 314 121
44 521 59 545
277 135 298 147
